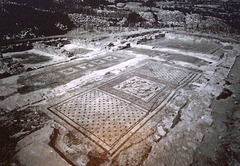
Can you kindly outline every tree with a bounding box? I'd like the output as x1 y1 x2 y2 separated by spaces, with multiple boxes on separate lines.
142 0 156 8
115 0 126 4
126 12 145 26
84 0 109 8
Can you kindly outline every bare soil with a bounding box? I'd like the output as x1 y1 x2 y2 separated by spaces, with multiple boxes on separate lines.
192 56 240 166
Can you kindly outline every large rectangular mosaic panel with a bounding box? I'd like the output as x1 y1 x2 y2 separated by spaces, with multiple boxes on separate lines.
48 60 200 156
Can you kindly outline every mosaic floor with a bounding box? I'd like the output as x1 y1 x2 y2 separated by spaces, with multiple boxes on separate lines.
48 60 200 156
17 54 129 94
145 38 222 54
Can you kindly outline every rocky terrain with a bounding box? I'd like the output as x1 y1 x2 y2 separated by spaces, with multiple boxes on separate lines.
1 0 239 43
0 0 240 166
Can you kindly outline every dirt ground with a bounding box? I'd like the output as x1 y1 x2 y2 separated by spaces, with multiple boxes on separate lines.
192 56 240 166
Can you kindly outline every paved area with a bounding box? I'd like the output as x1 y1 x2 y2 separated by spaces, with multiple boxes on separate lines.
0 32 239 166
17 52 134 94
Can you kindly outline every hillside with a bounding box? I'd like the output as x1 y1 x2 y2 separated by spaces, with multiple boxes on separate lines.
0 0 239 44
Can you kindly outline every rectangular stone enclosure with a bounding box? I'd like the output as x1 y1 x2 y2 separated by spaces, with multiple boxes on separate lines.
48 61 199 156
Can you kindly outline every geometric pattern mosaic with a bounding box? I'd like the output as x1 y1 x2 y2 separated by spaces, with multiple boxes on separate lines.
58 67 79 75
18 55 131 94
53 89 147 147
74 63 95 70
48 60 200 156
136 62 193 85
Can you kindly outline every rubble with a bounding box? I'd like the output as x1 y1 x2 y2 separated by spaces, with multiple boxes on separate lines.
0 56 25 79
15 142 71 166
